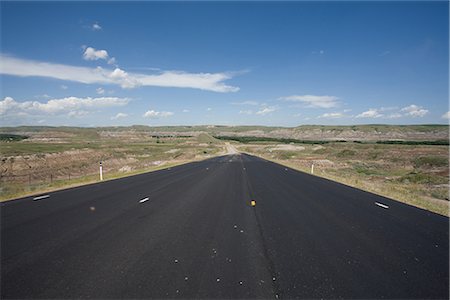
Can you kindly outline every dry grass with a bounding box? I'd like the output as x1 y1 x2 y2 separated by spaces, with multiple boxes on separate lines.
1 127 449 216
237 142 449 216
1 132 226 201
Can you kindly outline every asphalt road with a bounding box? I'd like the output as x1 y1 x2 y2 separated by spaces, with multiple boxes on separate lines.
1 154 448 299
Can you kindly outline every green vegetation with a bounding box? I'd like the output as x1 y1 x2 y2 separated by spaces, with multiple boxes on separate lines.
215 135 340 144
376 140 449 145
336 149 356 158
0 134 28 142
197 133 220 144
414 156 449 168
398 172 447 185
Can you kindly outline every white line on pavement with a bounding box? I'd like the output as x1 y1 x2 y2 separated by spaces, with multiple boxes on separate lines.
33 195 50 201
375 202 389 209
139 197 149 203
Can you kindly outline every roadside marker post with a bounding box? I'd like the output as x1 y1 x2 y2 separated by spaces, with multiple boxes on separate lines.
311 163 314 174
99 161 103 181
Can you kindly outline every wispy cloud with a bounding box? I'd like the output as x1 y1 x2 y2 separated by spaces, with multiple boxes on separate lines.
111 112 128 120
279 95 339 108
355 108 383 118
386 113 402 119
239 110 253 115
442 111 450 120
0 54 240 92
401 104 428 117
355 104 429 119
0 96 129 116
318 112 345 119
68 110 89 118
232 100 259 106
182 109 190 113
92 23 102 31
143 109 174 119
34 94 52 99
379 50 391 56
312 50 325 55
96 87 105 95
256 106 277 116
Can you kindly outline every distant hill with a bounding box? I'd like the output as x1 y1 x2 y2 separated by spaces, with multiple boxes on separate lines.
0 124 448 142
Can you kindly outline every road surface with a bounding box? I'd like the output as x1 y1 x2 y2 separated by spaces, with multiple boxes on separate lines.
1 154 448 299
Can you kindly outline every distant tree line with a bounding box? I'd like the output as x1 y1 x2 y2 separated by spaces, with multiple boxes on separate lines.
215 135 449 146
374 140 449 145
214 136 345 144
0 134 28 142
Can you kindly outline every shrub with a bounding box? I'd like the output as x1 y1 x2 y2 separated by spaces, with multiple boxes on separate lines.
336 149 356 158
414 156 448 168
399 172 447 184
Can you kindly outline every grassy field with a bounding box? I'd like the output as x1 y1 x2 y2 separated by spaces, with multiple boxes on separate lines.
235 141 449 216
0 130 225 201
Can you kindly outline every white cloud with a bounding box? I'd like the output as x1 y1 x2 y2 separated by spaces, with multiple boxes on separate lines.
386 113 402 119
60 85 68 90
279 95 339 108
256 106 277 115
143 110 174 119
111 112 128 120
182 109 190 113
68 110 89 118
0 55 239 92
379 106 398 112
442 111 450 119
239 110 253 115
107 68 139 88
96 87 105 95
107 57 116 65
356 105 429 119
355 109 383 118
92 23 102 31
35 94 51 99
401 104 428 117
0 96 129 116
83 47 109 61
318 112 344 119
136 71 239 92
232 100 259 106
206 108 212 111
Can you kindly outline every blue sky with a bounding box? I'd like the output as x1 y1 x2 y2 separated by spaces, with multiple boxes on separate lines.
0 1 448 127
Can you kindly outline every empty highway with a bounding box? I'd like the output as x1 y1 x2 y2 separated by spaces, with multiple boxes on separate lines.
1 154 448 299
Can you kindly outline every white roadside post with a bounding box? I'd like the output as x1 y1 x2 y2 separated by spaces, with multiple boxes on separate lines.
99 161 103 181
311 163 314 174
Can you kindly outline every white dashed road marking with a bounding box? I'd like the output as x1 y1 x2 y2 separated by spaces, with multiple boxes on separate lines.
375 202 389 209
33 195 50 201
139 197 149 203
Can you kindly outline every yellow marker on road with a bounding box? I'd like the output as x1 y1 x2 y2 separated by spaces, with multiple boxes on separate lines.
251 200 256 207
